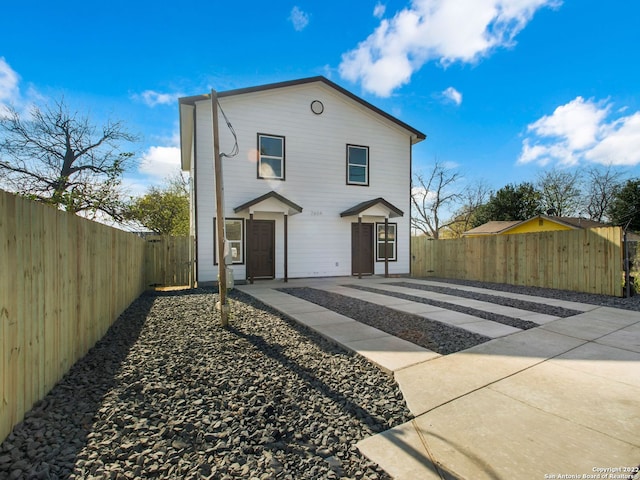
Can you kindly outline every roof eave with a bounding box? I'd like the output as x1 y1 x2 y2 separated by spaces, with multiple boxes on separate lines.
179 103 195 172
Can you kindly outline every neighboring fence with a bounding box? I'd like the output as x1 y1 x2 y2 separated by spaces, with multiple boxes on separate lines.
0 190 148 443
145 235 195 289
411 227 624 297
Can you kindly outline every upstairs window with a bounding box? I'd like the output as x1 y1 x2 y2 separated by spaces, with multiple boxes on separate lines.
258 134 285 180
376 223 397 261
347 144 369 186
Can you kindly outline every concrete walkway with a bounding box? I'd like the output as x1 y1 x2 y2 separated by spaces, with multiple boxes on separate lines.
237 277 640 480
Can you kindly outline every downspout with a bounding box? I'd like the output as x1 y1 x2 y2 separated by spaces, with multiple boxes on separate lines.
284 213 289 282
408 136 413 277
358 215 363 279
248 212 254 284
624 227 631 298
384 217 389 278
192 106 200 286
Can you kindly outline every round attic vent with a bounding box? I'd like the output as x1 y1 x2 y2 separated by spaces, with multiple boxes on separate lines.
310 100 324 115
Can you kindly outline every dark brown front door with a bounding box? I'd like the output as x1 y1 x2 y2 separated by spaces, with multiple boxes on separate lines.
351 222 374 275
249 220 275 279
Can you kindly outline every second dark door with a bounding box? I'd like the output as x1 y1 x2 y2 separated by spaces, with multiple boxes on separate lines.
249 220 275 279
351 222 374 276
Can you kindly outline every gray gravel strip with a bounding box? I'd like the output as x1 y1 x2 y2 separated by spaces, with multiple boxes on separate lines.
0 289 412 480
279 287 491 354
391 281 584 318
421 278 640 311
344 284 540 330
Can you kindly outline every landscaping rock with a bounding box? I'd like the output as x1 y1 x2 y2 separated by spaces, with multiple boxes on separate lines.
279 287 491 354
0 289 411 479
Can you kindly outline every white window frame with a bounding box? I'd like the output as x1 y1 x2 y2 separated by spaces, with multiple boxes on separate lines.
214 218 244 265
376 222 397 261
347 144 369 186
258 134 285 180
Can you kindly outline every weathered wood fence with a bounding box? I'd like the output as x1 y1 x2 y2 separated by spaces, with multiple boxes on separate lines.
411 227 624 297
0 190 193 443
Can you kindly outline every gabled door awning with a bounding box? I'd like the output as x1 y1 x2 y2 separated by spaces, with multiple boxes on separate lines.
340 197 403 218
235 191 302 285
234 191 303 215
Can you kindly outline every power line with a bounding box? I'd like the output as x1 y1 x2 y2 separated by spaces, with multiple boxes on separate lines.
217 99 238 159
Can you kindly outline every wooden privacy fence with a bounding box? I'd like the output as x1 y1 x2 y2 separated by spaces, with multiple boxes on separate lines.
1 190 150 444
411 227 624 297
145 235 195 289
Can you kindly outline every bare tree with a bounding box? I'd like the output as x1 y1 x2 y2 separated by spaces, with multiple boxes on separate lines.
411 160 462 238
582 165 625 222
0 99 137 220
536 168 582 217
448 179 492 237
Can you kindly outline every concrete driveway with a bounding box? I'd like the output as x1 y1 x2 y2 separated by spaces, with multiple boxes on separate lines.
238 277 640 480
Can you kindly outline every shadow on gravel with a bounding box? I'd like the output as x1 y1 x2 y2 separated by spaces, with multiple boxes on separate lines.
0 291 156 479
227 324 386 431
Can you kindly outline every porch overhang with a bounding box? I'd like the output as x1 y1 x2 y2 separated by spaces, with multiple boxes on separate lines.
234 191 303 216
340 197 403 218
234 191 301 285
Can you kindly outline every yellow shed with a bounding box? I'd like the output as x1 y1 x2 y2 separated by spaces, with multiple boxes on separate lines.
463 215 607 236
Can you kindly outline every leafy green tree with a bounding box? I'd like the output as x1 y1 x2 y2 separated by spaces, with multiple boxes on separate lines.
0 99 137 220
471 182 542 227
126 174 189 235
607 178 640 230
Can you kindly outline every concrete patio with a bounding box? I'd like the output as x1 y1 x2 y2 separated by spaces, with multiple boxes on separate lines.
237 277 640 480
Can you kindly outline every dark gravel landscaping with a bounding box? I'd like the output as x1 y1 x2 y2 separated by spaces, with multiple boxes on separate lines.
422 277 640 312
0 289 411 480
391 281 584 317
279 287 491 354
3 277 637 480
344 284 540 331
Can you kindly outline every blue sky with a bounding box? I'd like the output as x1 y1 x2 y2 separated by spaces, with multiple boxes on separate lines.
2 0 640 198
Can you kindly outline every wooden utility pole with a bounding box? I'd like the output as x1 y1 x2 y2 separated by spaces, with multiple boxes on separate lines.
212 89 229 326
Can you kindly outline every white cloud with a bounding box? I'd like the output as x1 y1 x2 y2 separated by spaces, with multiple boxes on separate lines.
339 0 561 97
133 90 181 107
120 175 151 199
526 96 608 151
0 58 46 119
139 145 181 179
442 86 462 105
519 97 640 167
411 185 437 202
373 2 386 18
289 6 310 31
0 57 21 116
585 113 640 166
0 57 19 102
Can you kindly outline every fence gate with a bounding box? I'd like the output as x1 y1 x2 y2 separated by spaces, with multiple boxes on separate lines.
145 235 195 288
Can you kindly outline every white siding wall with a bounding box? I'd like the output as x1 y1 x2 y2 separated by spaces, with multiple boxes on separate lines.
194 83 414 282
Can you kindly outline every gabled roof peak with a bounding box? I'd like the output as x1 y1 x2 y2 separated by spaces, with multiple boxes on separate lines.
178 76 426 142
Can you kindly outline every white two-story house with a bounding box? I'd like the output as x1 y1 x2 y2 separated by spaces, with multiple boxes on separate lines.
179 76 425 284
